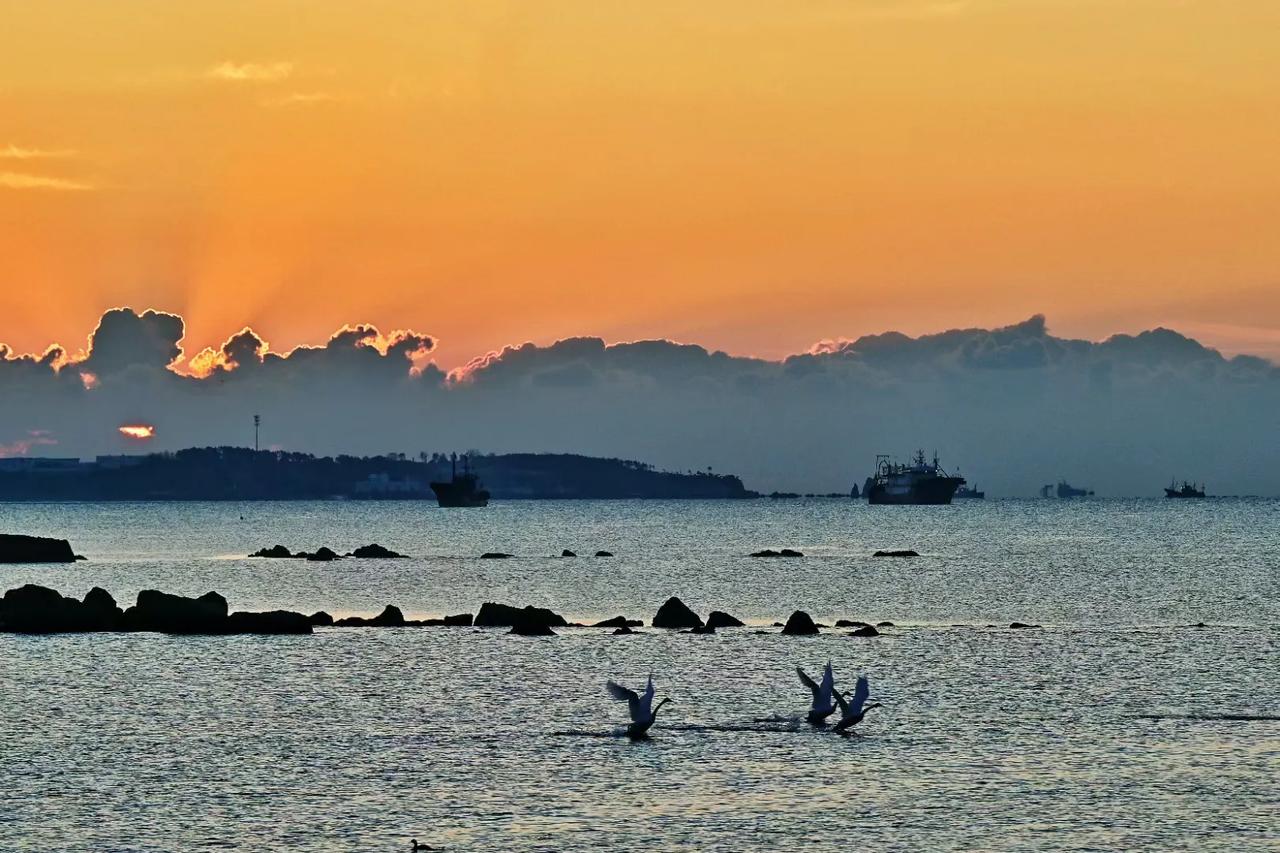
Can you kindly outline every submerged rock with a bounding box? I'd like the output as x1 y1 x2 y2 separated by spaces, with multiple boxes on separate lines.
474 602 568 630
480 552 513 560
350 543 407 559
0 534 81 564
250 545 295 559
706 610 745 629
652 596 704 630
835 619 871 629
847 625 880 637
781 610 820 636
873 549 919 558
750 548 803 558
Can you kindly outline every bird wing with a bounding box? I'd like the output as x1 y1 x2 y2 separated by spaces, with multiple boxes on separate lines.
818 661 835 704
606 680 643 721
848 675 870 716
638 675 655 717
833 689 849 715
796 666 818 697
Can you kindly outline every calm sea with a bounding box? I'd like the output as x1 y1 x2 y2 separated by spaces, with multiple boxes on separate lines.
2 499 1277 851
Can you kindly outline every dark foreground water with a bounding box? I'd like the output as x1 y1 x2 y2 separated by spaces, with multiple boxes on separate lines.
2 499 1277 851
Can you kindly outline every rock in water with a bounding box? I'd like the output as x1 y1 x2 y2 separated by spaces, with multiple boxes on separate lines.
308 611 335 626
750 548 804 558
369 605 406 627
508 622 556 636
0 584 88 632
561 549 577 557
848 625 880 637
779 549 804 558
706 610 745 629
1009 622 1041 629
306 547 341 562
0 534 80 564
612 626 635 635
594 551 614 557
474 602 569 629
781 610 820 635
123 590 229 633
81 587 123 630
227 610 312 634
652 596 704 630
480 552 513 559
687 624 717 634
250 545 294 558
835 619 871 628
873 549 919 558
350 544 407 559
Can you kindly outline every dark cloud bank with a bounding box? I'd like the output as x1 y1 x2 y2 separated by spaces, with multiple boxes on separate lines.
2 309 1278 496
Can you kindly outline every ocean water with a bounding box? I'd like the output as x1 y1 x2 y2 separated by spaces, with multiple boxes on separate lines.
1 498 1277 851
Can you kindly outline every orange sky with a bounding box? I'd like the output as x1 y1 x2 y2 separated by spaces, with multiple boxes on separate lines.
2 0 1279 367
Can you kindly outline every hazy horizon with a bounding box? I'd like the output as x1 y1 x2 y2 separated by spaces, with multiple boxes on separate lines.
4 308 1277 497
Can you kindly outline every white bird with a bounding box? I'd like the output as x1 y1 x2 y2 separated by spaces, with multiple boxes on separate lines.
797 661 838 724
833 674 881 733
606 674 673 738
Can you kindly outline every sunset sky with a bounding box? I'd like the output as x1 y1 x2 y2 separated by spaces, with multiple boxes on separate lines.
3 0 1279 368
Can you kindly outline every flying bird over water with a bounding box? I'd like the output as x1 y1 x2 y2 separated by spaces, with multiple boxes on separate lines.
833 674 881 733
606 674 673 738
797 661 838 724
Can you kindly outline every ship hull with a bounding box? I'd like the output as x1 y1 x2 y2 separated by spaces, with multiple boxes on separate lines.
867 477 964 505
1164 490 1205 499
430 483 490 507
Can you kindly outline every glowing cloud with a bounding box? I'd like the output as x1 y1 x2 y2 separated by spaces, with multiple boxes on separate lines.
206 61 294 82
0 172 92 191
118 424 156 440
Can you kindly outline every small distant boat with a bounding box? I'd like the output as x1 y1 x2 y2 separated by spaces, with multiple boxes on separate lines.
954 484 985 499
864 450 966 505
430 454 490 507
1165 479 1206 499
1042 480 1093 499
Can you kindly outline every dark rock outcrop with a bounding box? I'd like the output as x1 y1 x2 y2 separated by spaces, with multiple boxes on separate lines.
334 605 407 627
877 621 895 627
0 534 81 564
706 610 745 629
350 543 407 559
508 622 556 636
781 610 820 635
1009 622 1041 629
0 584 93 632
561 549 577 557
591 615 643 629
481 552 513 560
750 548 804 558
250 545 294 558
81 587 124 629
686 624 716 634
652 596 703 630
474 602 569 630
123 590 228 633
227 610 312 634
308 610 335 626
612 625 635 635
835 619 871 629
594 550 614 557
305 547 341 562
848 625 880 637
416 613 474 627
873 549 919 558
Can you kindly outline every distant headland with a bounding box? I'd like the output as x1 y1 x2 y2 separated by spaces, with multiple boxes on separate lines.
0 447 755 501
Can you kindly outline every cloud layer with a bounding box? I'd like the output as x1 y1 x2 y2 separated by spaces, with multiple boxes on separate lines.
2 309 1277 495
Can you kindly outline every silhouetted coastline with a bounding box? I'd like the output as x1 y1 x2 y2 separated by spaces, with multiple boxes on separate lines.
0 447 755 501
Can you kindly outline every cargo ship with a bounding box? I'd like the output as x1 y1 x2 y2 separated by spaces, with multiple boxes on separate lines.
430 454 490 507
1164 479 1206 499
864 451 966 505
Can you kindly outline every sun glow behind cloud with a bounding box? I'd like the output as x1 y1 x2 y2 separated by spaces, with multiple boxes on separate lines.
118 424 156 440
